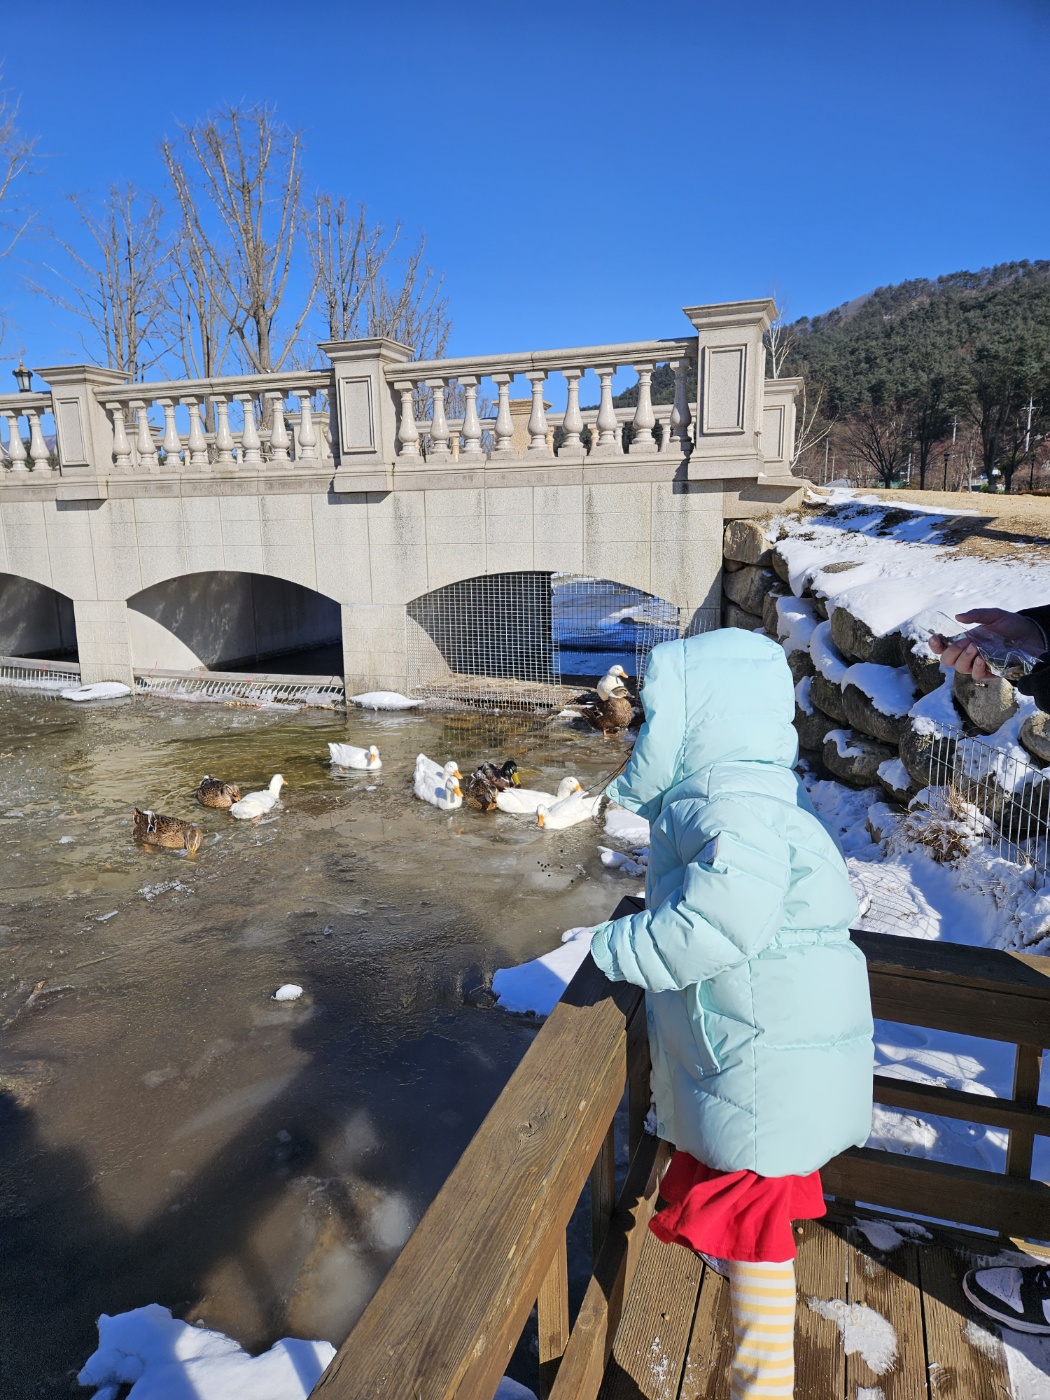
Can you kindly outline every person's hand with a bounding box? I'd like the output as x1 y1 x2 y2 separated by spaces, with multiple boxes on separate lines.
929 609 1047 681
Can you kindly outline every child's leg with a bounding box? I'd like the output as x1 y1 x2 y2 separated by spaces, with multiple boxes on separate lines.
727 1259 796 1398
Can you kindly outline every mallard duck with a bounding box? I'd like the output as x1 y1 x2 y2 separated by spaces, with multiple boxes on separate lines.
133 808 203 854
536 788 603 830
463 762 520 812
195 776 241 809
575 671 636 737
496 776 582 816
415 754 462 785
329 742 381 771
413 766 463 810
229 774 286 820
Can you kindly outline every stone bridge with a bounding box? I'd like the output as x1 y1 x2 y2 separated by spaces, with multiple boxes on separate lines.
0 299 803 693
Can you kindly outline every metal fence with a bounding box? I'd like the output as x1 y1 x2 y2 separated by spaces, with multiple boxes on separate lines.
926 731 1050 883
404 571 683 710
0 655 81 692
134 668 344 709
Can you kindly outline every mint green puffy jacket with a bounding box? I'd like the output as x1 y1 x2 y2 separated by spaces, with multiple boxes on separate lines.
590 629 873 1177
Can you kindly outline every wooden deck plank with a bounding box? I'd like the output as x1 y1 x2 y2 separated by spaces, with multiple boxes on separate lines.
918 1243 1012 1400
845 1231 927 1400
678 1266 732 1400
795 1220 848 1400
597 1229 702 1400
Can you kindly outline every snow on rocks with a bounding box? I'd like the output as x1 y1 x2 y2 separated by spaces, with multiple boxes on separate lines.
492 926 597 1016
77 1304 335 1400
599 846 648 877
876 757 915 804
842 664 918 746
810 621 849 686
61 682 132 702
775 594 819 655
823 729 896 787
953 670 1018 735
348 691 417 710
808 1298 898 1376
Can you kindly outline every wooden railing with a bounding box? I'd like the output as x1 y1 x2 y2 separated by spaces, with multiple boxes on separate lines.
314 902 1050 1400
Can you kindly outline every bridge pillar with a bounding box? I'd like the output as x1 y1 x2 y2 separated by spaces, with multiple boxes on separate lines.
73 599 135 686
341 602 409 696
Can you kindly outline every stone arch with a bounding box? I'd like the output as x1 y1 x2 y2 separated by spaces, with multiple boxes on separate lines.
126 570 343 674
0 573 78 661
404 570 680 699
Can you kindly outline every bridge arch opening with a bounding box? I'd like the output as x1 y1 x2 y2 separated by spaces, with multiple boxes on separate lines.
0 573 77 661
127 571 343 675
405 571 680 708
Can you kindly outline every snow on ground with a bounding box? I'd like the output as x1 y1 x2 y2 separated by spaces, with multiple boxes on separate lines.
808 1298 898 1374
492 926 598 1016
78 1305 536 1400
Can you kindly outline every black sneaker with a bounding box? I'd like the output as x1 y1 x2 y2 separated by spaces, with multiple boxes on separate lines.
962 1263 1050 1334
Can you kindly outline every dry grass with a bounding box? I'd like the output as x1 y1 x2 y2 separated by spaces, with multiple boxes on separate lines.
890 784 989 865
843 487 1050 564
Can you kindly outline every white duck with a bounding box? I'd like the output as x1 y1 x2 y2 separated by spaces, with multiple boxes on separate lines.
413 765 463 811
229 774 286 820
415 754 462 784
329 742 381 771
496 776 582 816
536 788 603 830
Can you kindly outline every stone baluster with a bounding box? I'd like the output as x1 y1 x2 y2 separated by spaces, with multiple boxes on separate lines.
630 363 657 454
295 391 320 462
158 398 183 471
212 395 235 470
561 368 583 455
667 357 694 455
426 379 450 459
107 402 133 471
236 393 262 467
459 376 483 459
525 371 548 453
27 409 50 471
3 411 28 474
594 367 619 453
267 392 291 466
394 380 420 457
490 374 515 457
133 402 159 472
183 397 210 471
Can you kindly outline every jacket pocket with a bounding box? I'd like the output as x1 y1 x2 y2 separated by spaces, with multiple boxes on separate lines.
686 987 720 1077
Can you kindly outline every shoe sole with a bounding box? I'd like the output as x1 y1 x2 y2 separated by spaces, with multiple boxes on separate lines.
962 1273 1050 1335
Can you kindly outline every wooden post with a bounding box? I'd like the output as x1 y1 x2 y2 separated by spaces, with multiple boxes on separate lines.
537 1232 570 1399
590 1123 616 1261
1006 1043 1043 1179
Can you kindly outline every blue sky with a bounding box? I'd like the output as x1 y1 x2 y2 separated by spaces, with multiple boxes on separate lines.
1 0 1048 376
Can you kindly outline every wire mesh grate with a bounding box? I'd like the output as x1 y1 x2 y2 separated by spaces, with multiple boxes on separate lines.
925 731 1050 883
134 669 344 709
404 571 686 710
0 655 81 692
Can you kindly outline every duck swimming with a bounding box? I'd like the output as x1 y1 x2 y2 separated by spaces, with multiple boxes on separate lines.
329 743 381 771
229 774 286 820
133 809 203 854
536 787 603 829
415 754 462 785
413 765 463 810
495 775 582 816
195 776 241 809
463 761 521 812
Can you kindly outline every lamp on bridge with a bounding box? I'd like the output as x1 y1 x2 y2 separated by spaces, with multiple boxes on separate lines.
13 362 32 393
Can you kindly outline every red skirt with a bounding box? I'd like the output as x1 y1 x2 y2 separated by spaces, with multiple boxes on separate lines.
649 1150 825 1263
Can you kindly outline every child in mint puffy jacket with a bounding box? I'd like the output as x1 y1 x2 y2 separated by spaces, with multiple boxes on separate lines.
589 628 873 1400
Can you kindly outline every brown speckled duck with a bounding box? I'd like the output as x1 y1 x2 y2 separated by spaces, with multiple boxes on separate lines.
195 776 242 809
575 670 636 738
133 808 203 855
463 760 520 812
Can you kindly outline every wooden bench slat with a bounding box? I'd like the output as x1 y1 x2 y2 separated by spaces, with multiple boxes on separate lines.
823 1146 1050 1241
918 1243 1011 1399
845 1230 926 1400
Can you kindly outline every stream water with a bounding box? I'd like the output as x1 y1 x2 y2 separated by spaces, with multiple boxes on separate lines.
0 688 634 1398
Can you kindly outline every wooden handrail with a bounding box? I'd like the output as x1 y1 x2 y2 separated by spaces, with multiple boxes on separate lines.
315 909 1050 1399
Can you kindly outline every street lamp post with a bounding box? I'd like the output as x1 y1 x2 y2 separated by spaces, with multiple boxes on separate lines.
13 362 32 393
943 450 950 491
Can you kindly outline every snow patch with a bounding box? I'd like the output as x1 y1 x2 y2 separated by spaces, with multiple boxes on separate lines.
877 757 911 791
908 676 963 738
808 1298 898 1375
795 676 814 715
1003 1330 1050 1399
810 621 848 685
775 594 819 654
348 691 417 710
825 729 865 759
61 682 132 702
842 663 916 717
273 984 303 1002
855 1220 906 1252
604 805 651 846
493 926 597 1016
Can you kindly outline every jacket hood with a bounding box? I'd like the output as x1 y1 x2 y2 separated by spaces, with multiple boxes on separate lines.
605 629 798 820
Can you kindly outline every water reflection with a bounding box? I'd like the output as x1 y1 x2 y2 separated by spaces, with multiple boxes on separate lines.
0 689 630 1397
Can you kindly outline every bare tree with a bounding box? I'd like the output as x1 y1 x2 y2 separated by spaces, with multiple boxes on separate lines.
312 194 394 342
790 380 832 469
365 234 450 359
161 104 314 375
0 84 36 259
843 399 912 488
764 300 798 380
32 184 168 378
166 222 234 380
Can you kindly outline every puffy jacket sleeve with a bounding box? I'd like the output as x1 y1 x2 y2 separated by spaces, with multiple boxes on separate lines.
590 796 793 992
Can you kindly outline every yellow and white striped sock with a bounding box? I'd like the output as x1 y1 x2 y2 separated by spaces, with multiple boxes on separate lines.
727 1259 796 1399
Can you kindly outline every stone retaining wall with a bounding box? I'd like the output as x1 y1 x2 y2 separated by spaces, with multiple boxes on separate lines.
721 519 1050 810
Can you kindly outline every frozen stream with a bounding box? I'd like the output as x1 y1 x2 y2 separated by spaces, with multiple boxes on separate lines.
0 688 630 1397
